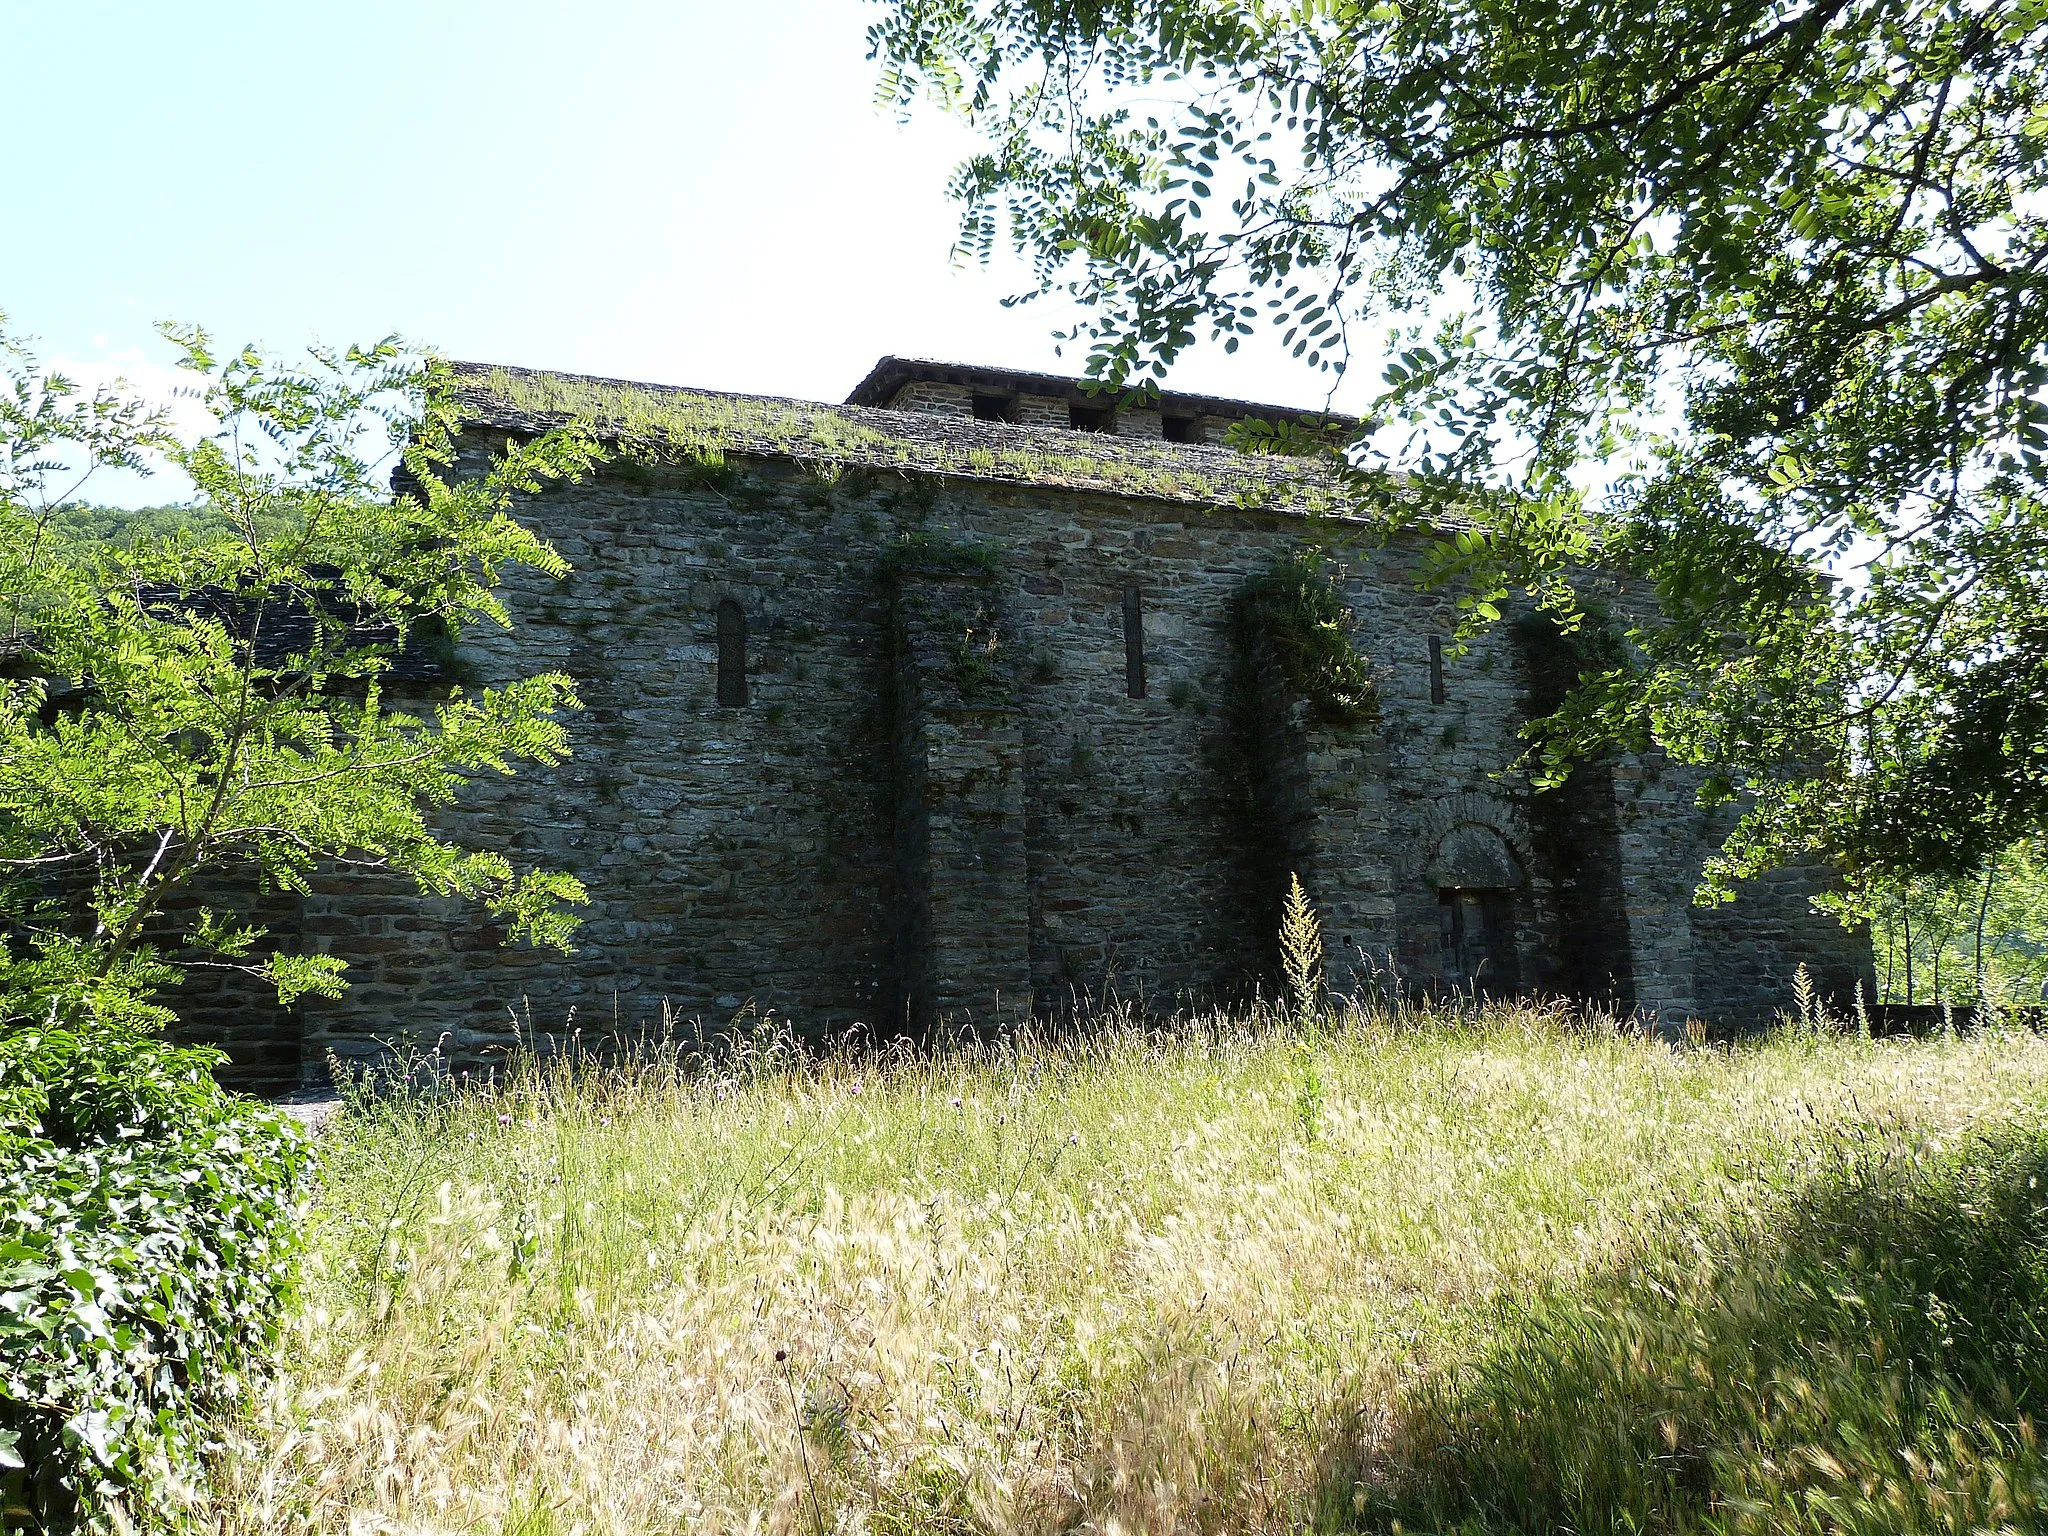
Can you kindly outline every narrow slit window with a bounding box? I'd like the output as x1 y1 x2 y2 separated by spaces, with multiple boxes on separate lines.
716 598 749 707
1428 634 1447 705
1122 582 1146 699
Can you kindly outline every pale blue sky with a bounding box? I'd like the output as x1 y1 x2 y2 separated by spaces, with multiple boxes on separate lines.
4 0 1369 503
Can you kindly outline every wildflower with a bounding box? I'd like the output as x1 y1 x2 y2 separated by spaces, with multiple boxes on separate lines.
951 1095 964 1109
498 1112 513 1126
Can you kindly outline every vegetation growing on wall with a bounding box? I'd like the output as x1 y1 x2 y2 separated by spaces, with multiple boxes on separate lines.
880 533 1011 703
949 606 1006 702
1237 549 1379 728
877 528 1002 577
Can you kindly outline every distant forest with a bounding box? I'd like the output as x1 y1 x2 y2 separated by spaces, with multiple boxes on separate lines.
44 503 237 545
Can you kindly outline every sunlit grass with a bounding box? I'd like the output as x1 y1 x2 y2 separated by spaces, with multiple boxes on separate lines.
210 1003 2048 1534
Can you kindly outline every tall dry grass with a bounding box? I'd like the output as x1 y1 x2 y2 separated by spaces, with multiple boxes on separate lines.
206 1003 2048 1534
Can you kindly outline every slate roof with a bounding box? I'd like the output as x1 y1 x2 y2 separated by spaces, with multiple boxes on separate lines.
136 575 451 680
448 361 1380 523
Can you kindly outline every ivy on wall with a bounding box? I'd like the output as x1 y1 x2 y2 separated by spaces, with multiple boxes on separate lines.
878 529 1002 577
882 533 1012 706
1237 549 1380 729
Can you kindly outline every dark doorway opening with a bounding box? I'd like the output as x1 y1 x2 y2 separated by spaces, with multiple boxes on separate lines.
1438 888 1518 995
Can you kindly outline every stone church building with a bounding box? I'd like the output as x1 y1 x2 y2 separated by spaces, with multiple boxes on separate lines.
191 356 1872 1090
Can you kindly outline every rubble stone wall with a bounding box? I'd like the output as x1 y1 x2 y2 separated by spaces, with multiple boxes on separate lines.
181 441 1867 1088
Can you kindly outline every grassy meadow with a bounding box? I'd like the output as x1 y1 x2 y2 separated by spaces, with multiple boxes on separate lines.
208 1004 2048 1535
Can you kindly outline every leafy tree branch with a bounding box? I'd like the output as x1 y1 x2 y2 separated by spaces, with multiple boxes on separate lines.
0 315 603 1032
870 0 2048 904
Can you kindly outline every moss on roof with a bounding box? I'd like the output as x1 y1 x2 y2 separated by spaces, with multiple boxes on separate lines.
451 363 1364 520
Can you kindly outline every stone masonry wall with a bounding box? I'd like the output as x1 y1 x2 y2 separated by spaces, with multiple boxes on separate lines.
185 437 1866 1086
1691 808 1877 1030
1236 631 1398 999
889 562 1035 1033
300 449 909 1074
883 381 1177 440
886 381 975 418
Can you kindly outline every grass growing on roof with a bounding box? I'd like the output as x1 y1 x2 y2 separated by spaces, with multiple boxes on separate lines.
470 366 1319 512
210 1003 2048 1534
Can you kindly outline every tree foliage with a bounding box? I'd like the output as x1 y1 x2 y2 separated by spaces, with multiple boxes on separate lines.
1866 836 2048 1004
869 0 2048 898
0 315 603 1034
1238 548 1380 728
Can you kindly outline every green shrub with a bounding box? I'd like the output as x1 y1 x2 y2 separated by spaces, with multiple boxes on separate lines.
0 1026 310 1534
1239 549 1380 727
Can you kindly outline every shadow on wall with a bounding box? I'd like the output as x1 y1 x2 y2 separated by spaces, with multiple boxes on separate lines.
1319 1117 2048 1533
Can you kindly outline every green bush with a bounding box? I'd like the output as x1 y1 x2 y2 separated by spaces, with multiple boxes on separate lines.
1239 549 1380 728
0 1026 310 1534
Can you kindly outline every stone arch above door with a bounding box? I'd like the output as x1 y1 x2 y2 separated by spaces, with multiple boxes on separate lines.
1410 792 1534 997
1428 822 1525 891
1409 791 1533 882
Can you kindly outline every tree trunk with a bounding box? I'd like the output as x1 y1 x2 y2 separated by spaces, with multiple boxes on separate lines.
1883 910 1895 1002
1903 908 1914 1004
1975 854 1999 1003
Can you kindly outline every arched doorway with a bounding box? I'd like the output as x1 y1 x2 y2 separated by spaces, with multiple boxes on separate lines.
1428 822 1525 996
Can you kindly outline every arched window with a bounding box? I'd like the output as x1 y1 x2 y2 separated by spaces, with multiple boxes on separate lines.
1122 582 1146 699
716 598 748 707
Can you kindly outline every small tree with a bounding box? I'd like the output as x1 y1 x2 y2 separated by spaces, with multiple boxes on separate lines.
0 314 603 1035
